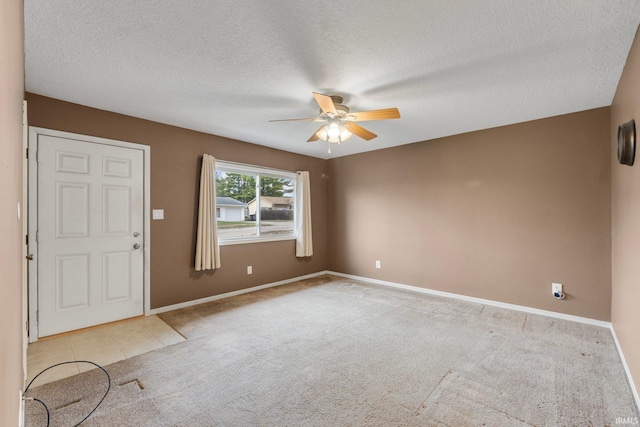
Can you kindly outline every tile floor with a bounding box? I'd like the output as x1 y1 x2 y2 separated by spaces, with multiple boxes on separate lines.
27 315 185 388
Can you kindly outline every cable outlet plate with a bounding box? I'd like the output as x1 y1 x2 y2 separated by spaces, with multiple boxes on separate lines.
552 282 563 299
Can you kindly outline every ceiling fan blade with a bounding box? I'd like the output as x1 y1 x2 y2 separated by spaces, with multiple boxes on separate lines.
348 108 400 121
307 126 324 142
269 117 324 122
344 122 377 141
313 92 338 116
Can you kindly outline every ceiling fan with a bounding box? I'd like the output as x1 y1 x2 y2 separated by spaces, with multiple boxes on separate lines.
269 92 400 153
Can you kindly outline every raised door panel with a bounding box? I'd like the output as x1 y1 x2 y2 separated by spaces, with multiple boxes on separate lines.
103 251 131 303
103 185 131 236
56 182 90 238
56 254 90 311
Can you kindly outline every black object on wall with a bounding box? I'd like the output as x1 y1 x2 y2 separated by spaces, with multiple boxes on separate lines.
618 119 636 166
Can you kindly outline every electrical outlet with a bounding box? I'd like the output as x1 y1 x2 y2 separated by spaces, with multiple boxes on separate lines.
247 266 252 275
375 260 381 269
552 283 564 299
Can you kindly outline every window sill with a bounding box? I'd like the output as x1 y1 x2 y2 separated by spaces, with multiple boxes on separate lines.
218 235 297 246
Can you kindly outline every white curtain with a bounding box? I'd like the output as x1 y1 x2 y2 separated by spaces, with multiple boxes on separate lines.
195 154 221 270
295 171 313 257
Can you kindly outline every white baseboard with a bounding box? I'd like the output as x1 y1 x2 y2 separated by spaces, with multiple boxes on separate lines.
19 390 24 427
327 271 611 328
152 269 610 327
149 271 330 315
610 325 640 412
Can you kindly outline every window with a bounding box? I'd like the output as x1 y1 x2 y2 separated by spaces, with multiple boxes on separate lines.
215 160 296 244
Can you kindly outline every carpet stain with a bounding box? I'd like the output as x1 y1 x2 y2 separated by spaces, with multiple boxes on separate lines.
470 398 536 427
55 398 81 410
415 369 454 416
119 378 145 390
420 372 538 426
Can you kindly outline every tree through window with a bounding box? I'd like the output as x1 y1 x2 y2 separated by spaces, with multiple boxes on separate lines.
215 161 296 243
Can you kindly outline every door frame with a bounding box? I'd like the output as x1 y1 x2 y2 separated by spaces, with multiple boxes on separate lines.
28 127 151 342
22 101 28 381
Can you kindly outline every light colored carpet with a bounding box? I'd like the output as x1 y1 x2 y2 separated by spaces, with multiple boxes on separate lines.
24 275 639 426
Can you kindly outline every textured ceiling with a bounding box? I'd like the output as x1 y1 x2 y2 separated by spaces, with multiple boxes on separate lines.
25 1 640 159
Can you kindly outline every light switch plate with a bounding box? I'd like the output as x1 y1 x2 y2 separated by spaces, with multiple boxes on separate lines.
152 209 164 220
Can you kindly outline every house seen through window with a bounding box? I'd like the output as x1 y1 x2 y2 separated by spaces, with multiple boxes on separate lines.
215 161 296 243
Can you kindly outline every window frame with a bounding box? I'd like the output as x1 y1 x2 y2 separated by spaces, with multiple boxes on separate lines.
215 160 297 246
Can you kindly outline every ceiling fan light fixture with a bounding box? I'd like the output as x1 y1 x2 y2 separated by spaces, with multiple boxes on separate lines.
338 126 352 142
327 121 341 138
270 92 399 151
316 118 353 143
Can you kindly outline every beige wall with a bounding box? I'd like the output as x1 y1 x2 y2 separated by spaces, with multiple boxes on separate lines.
26 94 328 309
328 108 612 320
0 0 25 424
611 26 640 400
26 94 613 321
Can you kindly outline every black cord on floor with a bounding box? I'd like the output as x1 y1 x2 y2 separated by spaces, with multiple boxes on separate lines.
23 397 50 426
24 360 111 427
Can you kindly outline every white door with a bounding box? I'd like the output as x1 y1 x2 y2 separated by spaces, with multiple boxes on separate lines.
37 134 144 337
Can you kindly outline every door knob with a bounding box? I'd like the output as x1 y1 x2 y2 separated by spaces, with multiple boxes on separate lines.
133 243 141 249
26 254 34 261
133 232 140 237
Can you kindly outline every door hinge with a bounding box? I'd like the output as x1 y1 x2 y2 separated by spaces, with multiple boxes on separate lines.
36 230 39 243
36 150 39 162
25 234 28 245
25 148 28 159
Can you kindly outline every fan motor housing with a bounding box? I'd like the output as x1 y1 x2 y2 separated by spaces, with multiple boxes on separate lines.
320 96 350 117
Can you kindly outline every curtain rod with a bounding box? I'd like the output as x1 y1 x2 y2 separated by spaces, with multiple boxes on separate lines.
214 158 297 176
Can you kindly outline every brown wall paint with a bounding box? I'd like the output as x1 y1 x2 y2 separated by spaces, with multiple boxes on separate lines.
327 108 612 320
611 26 640 400
25 94 328 309
0 0 25 424
26 92 613 322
